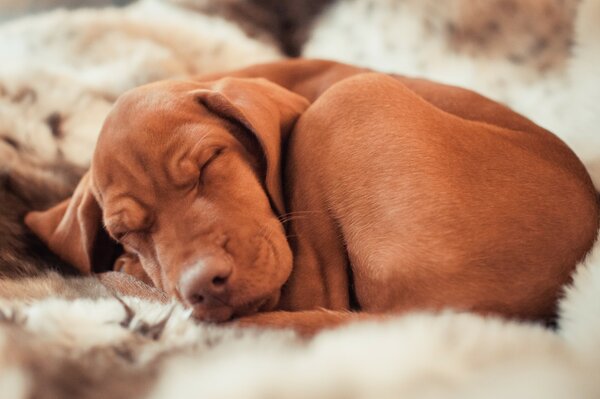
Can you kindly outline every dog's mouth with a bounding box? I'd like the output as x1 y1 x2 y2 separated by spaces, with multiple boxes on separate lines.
177 234 288 323
191 304 234 323
190 291 279 323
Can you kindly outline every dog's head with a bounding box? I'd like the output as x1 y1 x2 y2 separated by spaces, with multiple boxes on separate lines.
25 77 309 321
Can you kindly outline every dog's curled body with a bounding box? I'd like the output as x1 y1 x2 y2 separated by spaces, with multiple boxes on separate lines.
281 72 597 320
25 60 599 333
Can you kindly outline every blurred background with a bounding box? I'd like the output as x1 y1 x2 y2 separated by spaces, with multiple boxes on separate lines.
0 0 131 21
0 0 335 55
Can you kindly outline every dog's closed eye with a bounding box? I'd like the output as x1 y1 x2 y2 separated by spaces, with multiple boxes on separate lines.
111 229 130 242
198 147 224 183
106 217 151 246
111 229 148 252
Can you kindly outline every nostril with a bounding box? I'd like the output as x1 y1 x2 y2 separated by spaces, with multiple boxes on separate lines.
212 276 227 287
179 258 232 306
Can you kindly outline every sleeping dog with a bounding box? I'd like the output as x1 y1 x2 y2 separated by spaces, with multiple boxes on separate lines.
25 60 599 334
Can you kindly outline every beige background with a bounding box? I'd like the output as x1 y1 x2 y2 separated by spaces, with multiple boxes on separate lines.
0 0 132 20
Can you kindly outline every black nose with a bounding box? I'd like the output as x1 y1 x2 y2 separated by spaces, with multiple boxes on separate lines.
178 258 233 307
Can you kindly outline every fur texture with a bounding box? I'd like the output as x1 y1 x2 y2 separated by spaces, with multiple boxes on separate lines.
1 0 600 397
0 264 600 399
169 0 335 55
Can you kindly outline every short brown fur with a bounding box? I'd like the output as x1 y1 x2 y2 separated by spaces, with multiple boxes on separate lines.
26 59 599 335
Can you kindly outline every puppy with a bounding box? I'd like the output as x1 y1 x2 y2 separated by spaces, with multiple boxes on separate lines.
25 60 599 332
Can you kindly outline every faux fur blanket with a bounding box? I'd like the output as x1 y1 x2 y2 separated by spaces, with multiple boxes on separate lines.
1 1 599 398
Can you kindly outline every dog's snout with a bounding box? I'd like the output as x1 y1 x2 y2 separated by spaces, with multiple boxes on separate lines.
179 258 233 307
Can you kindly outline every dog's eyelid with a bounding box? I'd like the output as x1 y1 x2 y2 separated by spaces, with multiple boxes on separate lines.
110 225 152 242
199 146 225 167
108 228 127 242
113 228 150 242
197 146 225 185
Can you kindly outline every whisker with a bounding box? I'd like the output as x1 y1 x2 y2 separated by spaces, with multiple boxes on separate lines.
277 210 322 225
278 215 309 224
277 210 321 219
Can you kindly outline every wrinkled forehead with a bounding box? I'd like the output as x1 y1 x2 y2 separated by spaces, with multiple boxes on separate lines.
90 81 219 204
98 82 203 145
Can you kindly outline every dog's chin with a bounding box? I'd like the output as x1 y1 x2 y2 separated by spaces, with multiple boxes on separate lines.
231 291 279 318
189 291 281 323
191 305 234 323
258 289 281 312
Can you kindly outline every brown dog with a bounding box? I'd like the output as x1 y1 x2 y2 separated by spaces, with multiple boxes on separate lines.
25 60 598 334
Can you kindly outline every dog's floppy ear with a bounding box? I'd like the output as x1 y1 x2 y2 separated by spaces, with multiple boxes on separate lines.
194 77 310 215
24 171 118 274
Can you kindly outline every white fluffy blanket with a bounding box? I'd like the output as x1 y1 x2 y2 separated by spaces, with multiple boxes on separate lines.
1 1 599 398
